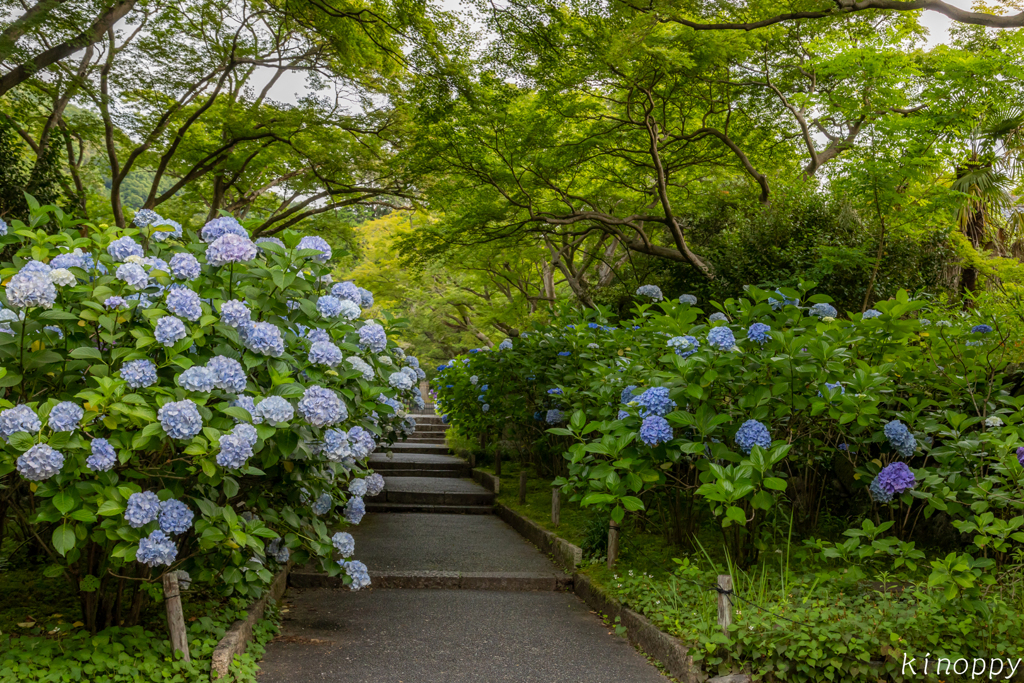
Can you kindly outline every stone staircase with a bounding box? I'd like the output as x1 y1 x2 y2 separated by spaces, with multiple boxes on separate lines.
365 412 496 514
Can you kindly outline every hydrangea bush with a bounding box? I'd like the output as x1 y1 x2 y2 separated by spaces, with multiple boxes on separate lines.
433 283 1024 574
0 205 424 633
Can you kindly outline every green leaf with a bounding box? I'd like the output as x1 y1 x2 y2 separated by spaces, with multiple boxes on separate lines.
7 431 34 451
621 496 645 512
97 500 125 516
69 347 104 361
725 506 747 527
53 491 77 515
52 524 76 556
763 477 788 491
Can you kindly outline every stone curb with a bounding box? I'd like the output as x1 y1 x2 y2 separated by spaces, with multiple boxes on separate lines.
471 468 500 494
494 502 582 572
289 569 571 591
495 504 706 683
211 564 290 678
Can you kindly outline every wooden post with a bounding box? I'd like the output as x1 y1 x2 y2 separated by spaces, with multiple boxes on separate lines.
551 487 560 527
163 571 191 662
607 520 620 569
716 574 733 637
518 470 527 505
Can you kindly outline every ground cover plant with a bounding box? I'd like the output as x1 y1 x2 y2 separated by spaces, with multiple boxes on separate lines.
0 202 427 679
434 284 1024 681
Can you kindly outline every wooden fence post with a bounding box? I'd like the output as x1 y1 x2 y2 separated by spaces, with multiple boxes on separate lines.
551 486 560 527
518 470 527 504
607 520 620 569
163 571 191 662
716 574 733 637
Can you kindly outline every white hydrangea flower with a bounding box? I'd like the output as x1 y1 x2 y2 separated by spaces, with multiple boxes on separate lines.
49 268 77 287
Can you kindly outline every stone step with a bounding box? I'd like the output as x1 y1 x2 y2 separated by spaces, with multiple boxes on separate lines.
369 453 466 471
364 502 494 514
289 570 570 591
379 476 495 506
387 442 451 456
381 468 469 478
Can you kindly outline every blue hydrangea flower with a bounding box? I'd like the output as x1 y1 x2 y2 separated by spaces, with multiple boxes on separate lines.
201 216 247 243
316 295 343 318
862 309 882 319
332 531 355 557
231 396 256 421
707 326 736 351
6 271 57 309
339 559 370 590
313 493 333 515
337 299 361 320
206 233 257 266
358 323 387 353
133 209 160 227
297 235 332 262
349 479 368 497
547 388 563 396
50 251 87 270
107 236 143 262
358 288 374 308
125 491 161 527
104 296 128 310
41 325 63 339
155 316 188 347
115 263 149 289
141 256 169 273
747 323 771 344
217 433 253 469
137 529 177 566
149 218 182 242
639 415 673 446
634 387 676 417
233 422 258 447
678 294 697 305
620 385 638 404
159 499 194 535
971 324 993 334
818 382 845 399
809 303 837 318
545 409 564 424
635 284 663 301
255 396 294 424
120 359 158 389
365 473 385 496
240 321 284 357
19 260 51 275
389 371 414 390
255 236 285 251
158 400 203 440
309 341 343 368
0 218 7 236
16 443 63 481
323 429 352 461
617 410 629 420
219 300 251 328
169 253 201 280
348 426 376 458
207 356 247 393
48 402 83 432
166 288 202 322
768 291 799 310
1017 446 1024 467
481 403 490 412
298 385 346 427
667 335 700 358
871 461 916 502
709 312 728 323
883 419 916 458
344 496 365 524
497 339 513 351
88 438 117 472
178 366 215 392
735 419 771 454
332 281 361 304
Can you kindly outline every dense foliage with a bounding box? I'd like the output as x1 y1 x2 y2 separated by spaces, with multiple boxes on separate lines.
0 202 426 634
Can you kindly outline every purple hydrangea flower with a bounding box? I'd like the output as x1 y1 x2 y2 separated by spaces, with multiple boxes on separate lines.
298 386 346 427
206 233 258 266
255 396 294 424
358 323 387 353
177 366 215 392
297 235 332 262
207 355 247 393
105 296 128 310
735 419 771 454
166 288 202 322
169 253 201 280
240 321 284 357
158 499 194 535
125 491 161 528
639 415 673 446
16 443 63 481
344 496 365 524
87 438 117 471
136 529 177 566
48 402 83 432
871 461 916 502
155 316 188 347
1017 446 1024 467
220 300 251 328
158 400 203 440
107 236 143 262
120 359 158 389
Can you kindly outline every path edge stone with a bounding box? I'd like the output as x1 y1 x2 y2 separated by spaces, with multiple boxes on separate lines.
471 467 500 494
211 563 290 678
496 503 705 683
